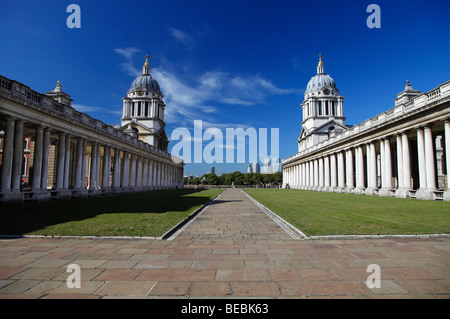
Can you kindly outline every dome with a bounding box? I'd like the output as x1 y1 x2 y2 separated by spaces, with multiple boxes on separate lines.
128 74 161 94
305 55 339 95
305 74 338 94
127 56 161 94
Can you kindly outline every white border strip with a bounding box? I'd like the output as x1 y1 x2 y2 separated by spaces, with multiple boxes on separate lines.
163 190 225 241
241 189 308 240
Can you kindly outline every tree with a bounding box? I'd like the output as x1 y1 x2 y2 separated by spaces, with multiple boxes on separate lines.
201 173 219 185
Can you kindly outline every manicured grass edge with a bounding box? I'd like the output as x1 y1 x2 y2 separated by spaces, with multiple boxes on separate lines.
243 189 450 240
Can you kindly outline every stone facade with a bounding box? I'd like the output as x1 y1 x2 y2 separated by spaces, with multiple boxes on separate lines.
0 72 184 203
283 57 450 201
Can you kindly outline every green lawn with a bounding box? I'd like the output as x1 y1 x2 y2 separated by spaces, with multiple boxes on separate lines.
244 189 450 236
0 189 222 237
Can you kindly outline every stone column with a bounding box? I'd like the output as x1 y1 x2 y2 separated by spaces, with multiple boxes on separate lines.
56 132 66 190
345 149 354 192
444 120 450 201
318 157 324 191
0 118 15 192
402 132 412 189
324 155 330 191
384 138 393 189
142 158 148 188
112 148 121 190
102 145 111 191
136 155 143 188
337 151 345 192
89 142 97 191
122 151 129 189
148 160 153 188
11 120 24 192
379 138 393 197
31 125 44 190
130 154 137 188
303 162 311 189
355 146 365 194
313 159 319 190
330 153 337 191
395 134 404 189
41 128 51 191
380 140 385 189
424 125 436 190
74 137 84 189
365 142 378 195
395 132 411 198
63 134 71 189
416 128 427 190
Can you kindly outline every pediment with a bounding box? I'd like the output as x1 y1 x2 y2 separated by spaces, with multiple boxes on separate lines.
312 120 348 134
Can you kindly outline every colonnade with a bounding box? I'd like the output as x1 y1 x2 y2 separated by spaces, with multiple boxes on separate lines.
0 116 184 202
284 120 450 201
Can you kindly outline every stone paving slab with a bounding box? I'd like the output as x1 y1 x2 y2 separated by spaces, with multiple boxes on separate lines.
0 188 449 299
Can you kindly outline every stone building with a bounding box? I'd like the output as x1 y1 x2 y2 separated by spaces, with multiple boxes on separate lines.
0 57 184 203
283 56 450 201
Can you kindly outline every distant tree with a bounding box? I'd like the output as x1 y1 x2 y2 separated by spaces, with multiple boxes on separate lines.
201 173 219 185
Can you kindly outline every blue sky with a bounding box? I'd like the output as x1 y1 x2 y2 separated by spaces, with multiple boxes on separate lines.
1 0 449 176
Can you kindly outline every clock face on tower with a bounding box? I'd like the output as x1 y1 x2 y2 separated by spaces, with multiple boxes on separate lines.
137 90 144 96
323 89 330 95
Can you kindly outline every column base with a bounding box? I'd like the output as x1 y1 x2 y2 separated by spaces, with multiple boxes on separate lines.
379 188 393 197
354 187 366 195
56 189 72 199
364 187 379 196
335 187 345 193
0 190 24 203
344 187 355 194
33 189 51 201
101 188 113 195
87 189 102 197
443 191 450 202
415 189 436 200
394 188 412 198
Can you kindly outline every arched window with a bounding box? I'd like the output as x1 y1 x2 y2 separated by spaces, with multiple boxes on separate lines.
145 102 149 116
137 101 141 116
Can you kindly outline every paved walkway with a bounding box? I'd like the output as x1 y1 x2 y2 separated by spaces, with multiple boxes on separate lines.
0 188 449 299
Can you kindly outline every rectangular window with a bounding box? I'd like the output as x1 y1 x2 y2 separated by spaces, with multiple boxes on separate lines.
137 101 141 116
145 102 149 116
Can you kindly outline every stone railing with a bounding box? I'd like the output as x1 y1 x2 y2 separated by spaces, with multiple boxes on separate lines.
283 80 450 164
0 74 180 163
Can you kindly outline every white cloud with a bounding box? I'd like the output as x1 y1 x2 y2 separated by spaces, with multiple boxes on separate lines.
72 104 102 113
114 47 300 127
168 28 192 47
114 47 141 77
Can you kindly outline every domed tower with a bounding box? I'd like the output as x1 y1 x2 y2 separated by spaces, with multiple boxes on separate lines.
121 55 168 151
298 54 346 152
